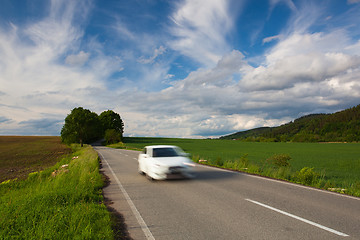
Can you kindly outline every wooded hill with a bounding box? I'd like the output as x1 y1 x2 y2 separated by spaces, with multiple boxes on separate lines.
220 104 360 142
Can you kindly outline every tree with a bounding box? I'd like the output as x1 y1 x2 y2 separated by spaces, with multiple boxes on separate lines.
61 107 102 147
104 129 122 145
99 110 124 140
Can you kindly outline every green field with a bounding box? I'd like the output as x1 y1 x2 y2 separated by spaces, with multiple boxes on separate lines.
122 137 360 196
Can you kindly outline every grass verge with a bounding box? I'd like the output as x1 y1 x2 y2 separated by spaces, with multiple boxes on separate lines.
0 144 114 239
106 142 140 151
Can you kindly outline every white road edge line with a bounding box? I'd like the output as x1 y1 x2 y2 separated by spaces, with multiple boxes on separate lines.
245 199 349 237
98 151 155 240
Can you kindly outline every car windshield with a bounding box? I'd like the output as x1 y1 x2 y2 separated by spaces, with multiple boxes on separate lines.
152 148 180 157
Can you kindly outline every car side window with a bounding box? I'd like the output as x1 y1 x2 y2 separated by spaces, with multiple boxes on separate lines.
143 148 147 154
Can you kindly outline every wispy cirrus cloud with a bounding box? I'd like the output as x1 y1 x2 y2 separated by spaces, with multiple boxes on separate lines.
169 0 234 67
262 34 282 44
65 51 90 66
269 0 297 12
138 46 166 64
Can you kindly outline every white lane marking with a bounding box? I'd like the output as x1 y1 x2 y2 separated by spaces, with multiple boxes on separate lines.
98 151 155 240
196 164 360 201
246 199 349 237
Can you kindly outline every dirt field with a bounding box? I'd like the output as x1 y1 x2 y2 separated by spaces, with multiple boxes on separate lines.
0 136 71 183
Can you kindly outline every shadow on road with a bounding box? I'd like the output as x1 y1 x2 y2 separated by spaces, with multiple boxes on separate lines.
194 169 240 181
90 139 104 147
164 168 240 183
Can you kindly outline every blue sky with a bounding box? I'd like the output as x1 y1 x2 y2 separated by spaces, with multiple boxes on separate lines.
1 0 360 138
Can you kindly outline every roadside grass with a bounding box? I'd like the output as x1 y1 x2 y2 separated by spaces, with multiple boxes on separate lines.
0 144 114 239
121 137 360 197
106 141 140 151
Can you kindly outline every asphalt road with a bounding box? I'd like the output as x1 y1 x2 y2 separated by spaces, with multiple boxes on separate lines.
94 146 360 240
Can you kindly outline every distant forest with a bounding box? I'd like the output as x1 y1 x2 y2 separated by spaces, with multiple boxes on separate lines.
220 104 360 142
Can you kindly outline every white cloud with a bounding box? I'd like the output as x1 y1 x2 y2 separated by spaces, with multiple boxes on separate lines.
65 51 90 66
192 114 288 137
117 24 360 137
242 30 360 91
0 0 120 135
169 0 233 67
262 35 282 44
138 46 166 64
114 21 136 41
114 50 294 137
170 50 246 89
269 0 297 12
283 1 321 35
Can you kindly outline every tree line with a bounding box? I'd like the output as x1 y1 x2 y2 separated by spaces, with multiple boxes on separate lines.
61 107 124 146
221 104 360 142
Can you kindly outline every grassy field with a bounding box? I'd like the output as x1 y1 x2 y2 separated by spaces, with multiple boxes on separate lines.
0 136 71 183
120 137 360 196
0 137 116 239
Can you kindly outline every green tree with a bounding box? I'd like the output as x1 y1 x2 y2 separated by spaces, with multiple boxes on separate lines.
99 110 124 140
104 129 122 145
61 107 102 147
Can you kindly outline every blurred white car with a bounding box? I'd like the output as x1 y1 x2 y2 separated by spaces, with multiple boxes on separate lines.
138 145 195 180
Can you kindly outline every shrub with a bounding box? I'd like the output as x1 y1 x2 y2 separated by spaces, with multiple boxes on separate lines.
215 156 224 167
275 167 292 181
247 164 261 174
239 154 249 167
297 167 319 185
223 160 234 169
266 154 291 167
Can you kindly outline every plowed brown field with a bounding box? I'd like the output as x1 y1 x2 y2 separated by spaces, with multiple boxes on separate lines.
0 136 71 182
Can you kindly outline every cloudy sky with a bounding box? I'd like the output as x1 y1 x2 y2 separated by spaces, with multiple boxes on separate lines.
1 0 360 138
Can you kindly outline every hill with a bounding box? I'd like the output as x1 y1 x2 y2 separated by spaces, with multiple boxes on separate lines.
220 104 360 142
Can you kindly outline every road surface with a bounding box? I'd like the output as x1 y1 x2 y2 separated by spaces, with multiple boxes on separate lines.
93 146 360 240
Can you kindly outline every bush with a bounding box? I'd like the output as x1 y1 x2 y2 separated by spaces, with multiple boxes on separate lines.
297 167 319 185
215 156 224 167
275 167 292 181
266 154 291 167
239 154 249 167
104 129 122 145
